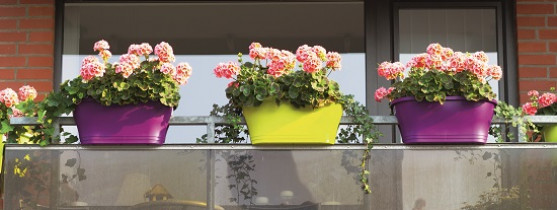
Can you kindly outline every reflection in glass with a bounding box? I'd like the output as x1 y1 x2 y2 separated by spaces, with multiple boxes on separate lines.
214 150 365 209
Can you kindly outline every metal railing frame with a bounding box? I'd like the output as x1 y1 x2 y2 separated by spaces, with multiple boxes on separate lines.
10 115 557 143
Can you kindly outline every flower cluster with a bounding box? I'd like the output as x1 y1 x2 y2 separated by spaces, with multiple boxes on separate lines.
154 42 175 63
215 42 341 79
80 40 192 85
374 87 394 102
214 61 241 79
374 43 502 103
213 42 343 109
522 89 557 115
0 85 37 115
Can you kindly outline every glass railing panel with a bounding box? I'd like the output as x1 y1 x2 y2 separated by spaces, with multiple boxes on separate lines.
368 145 557 210
214 149 365 210
3 146 208 209
3 144 557 209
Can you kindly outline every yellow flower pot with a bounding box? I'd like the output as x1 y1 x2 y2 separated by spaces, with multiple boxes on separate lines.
543 125 557 142
0 141 3 174
242 99 343 145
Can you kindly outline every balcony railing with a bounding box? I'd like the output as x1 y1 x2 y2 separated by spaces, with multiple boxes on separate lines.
10 115 557 142
3 144 557 210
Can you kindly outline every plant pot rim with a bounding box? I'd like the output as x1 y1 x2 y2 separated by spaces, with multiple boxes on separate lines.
242 97 340 109
79 97 172 108
390 96 498 108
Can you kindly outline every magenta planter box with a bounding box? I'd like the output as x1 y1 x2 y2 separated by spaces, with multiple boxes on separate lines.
74 99 172 145
391 96 496 144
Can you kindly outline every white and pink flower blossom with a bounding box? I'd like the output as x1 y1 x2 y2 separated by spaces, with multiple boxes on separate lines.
378 61 405 80
154 42 175 63
473 51 489 63
326 52 342 71
312 45 327 61
138 43 153 56
488 65 502 80
408 53 429 69
302 53 322 73
93 40 109 52
160 63 176 75
0 88 19 108
214 62 241 79
266 48 282 61
118 54 140 69
127 44 140 55
18 85 37 101
80 56 105 82
296 44 312 62
99 50 112 61
174 62 193 85
115 64 134 78
426 43 443 56
82 56 99 66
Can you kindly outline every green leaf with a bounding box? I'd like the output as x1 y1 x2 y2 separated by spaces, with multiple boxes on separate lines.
288 87 299 99
0 121 14 133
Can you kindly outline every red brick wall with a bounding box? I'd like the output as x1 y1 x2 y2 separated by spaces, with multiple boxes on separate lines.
517 0 557 103
0 0 54 100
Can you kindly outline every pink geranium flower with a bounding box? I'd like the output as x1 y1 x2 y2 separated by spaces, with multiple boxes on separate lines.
312 45 327 61
538 93 556 108
302 53 322 73
426 43 443 56
249 42 267 60
160 63 176 75
522 102 538 115
80 56 105 82
115 64 134 78
214 62 240 79
473 51 489 63
99 50 112 61
296 44 312 62
93 40 109 52
174 62 193 85
18 85 37 101
138 43 153 56
326 52 342 71
119 54 140 69
528 90 539 98
374 87 388 102
0 88 19 108
154 42 175 63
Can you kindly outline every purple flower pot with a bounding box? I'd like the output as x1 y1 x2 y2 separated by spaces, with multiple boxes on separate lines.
74 99 172 145
391 96 497 144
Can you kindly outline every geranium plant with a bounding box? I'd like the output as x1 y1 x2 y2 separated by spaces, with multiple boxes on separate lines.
374 43 502 104
36 40 192 144
0 85 40 143
198 42 381 193
521 88 556 141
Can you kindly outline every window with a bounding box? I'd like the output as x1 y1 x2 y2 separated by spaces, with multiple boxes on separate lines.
366 0 517 143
